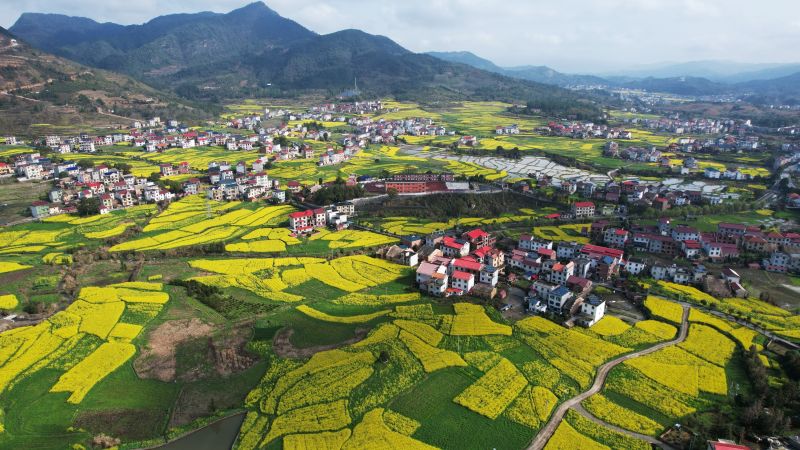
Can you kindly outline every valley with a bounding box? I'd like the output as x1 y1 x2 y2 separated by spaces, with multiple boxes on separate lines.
0 2 799 450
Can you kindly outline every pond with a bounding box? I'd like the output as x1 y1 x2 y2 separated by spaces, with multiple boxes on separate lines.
154 413 245 450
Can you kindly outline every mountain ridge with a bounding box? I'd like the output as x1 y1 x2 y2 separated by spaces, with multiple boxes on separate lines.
9 3 605 119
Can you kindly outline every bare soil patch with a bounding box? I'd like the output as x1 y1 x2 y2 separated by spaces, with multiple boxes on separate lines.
134 318 214 382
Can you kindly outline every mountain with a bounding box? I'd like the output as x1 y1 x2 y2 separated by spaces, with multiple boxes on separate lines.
0 26 212 134
9 3 604 118
426 51 608 87
739 72 800 104
620 76 731 96
598 60 800 83
10 2 315 79
426 51 505 73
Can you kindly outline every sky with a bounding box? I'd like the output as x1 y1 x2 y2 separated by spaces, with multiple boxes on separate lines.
3 0 800 73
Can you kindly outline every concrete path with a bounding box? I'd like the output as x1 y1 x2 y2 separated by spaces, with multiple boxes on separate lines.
527 305 689 450
572 404 677 450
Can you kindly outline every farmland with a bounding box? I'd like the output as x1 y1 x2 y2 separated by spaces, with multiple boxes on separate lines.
0 98 794 450
0 202 761 450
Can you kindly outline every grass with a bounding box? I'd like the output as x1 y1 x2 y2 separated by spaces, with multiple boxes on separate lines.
390 367 533 450
281 308 365 348
0 180 51 224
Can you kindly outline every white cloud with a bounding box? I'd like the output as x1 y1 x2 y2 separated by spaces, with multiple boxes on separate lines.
3 0 799 72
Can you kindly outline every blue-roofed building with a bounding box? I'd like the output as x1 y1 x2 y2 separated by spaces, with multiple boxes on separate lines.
547 285 573 311
577 296 606 327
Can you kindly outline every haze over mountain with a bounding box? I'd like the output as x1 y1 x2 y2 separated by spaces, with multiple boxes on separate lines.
426 51 607 88
597 60 800 83
426 50 800 103
9 2 603 119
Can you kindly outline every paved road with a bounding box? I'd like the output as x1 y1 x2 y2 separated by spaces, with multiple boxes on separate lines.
527 305 689 450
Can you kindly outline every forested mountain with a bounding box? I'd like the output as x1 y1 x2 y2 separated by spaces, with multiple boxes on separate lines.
9 2 604 118
0 26 212 133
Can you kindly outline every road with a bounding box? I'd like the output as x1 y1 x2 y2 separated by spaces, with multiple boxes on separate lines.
572 404 677 450
527 305 689 450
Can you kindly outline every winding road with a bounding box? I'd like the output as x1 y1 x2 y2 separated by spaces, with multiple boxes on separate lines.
527 305 689 450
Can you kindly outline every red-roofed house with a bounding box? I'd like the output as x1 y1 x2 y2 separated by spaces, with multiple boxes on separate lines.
453 258 483 275
462 228 492 248
580 244 624 263
288 208 326 233
450 271 475 293
441 237 470 258
707 440 750 450
682 240 702 258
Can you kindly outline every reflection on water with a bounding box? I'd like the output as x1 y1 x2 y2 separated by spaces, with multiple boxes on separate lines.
155 413 245 450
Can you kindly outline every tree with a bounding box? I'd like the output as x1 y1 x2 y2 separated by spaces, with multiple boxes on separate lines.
77 160 94 169
77 197 101 217
387 188 398 199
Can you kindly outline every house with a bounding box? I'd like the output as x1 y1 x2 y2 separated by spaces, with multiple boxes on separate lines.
288 209 326 233
479 266 499 287
672 226 700 242
704 167 721 179
571 201 595 218
518 235 553 252
623 258 647 275
720 268 741 284
547 286 573 313
577 296 606 327
450 271 475 293
706 440 750 450
603 228 629 248
566 275 592 294
764 252 790 272
441 237 470 258
416 262 449 296
682 240 702 258
384 245 419 267
462 228 492 249
30 201 50 218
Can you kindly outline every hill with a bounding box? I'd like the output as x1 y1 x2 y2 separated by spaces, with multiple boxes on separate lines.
10 3 604 118
0 26 214 134
427 51 608 87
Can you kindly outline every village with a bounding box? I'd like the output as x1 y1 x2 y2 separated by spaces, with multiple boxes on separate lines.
5 100 800 300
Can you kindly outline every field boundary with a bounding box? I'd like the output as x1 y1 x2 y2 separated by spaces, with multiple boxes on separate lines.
528 305 689 450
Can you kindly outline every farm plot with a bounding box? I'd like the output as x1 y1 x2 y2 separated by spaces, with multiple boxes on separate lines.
584 320 737 437
135 146 262 171
109 197 295 252
651 281 796 343
0 282 168 407
515 316 630 389
373 213 541 236
533 224 591 244
190 255 412 303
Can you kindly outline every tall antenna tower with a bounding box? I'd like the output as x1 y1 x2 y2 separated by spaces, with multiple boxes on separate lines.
354 77 359 95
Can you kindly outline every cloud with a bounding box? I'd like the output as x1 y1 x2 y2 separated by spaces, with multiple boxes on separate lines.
3 0 799 72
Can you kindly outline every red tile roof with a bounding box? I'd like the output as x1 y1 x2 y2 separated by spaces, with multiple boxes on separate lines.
463 229 488 240
454 258 482 272
451 271 473 281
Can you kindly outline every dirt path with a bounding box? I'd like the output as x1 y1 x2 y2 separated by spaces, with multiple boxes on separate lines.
528 305 689 450
272 327 368 359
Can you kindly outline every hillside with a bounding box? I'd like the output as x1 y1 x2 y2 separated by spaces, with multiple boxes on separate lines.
427 51 608 87
10 3 315 76
9 3 603 117
0 26 213 134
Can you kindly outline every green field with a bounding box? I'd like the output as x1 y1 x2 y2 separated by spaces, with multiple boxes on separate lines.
0 100 792 450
